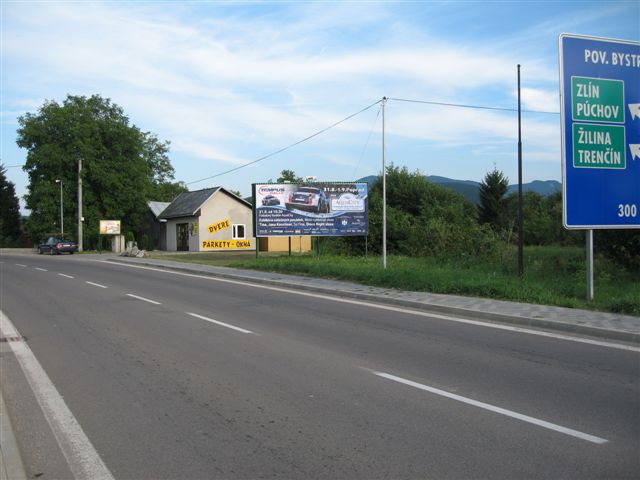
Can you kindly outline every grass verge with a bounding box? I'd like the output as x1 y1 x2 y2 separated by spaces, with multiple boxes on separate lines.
149 246 639 316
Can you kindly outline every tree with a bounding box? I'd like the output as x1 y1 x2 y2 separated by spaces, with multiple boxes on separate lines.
17 95 184 244
478 168 509 231
338 165 499 259
0 164 22 245
277 169 303 183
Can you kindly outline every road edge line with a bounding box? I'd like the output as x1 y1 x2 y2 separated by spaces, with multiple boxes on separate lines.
0 310 114 480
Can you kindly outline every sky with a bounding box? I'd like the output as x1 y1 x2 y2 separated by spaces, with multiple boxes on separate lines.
2 0 639 211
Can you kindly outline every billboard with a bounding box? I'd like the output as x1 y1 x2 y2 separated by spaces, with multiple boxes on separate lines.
254 182 368 236
99 220 121 235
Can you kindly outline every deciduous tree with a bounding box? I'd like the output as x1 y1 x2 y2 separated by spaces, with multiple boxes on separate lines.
277 169 303 183
17 95 184 243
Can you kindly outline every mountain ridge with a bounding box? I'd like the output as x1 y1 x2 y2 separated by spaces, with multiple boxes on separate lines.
356 175 561 205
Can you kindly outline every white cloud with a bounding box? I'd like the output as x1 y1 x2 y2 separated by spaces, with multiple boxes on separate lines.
5 0 630 195
521 88 559 113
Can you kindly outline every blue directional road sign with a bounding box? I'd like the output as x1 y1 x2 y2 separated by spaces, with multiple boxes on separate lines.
560 34 640 229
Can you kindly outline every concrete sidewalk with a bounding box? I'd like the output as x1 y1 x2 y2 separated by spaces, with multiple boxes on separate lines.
108 256 640 344
0 390 26 480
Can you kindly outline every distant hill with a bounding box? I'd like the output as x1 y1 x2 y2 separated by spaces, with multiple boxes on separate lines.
356 175 561 205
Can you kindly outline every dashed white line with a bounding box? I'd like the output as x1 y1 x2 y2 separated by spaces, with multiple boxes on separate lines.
102 261 639 352
371 370 609 445
15 264 27 267
58 273 75 279
35 267 48 272
86 281 108 289
186 312 254 334
0 310 115 479
126 294 161 305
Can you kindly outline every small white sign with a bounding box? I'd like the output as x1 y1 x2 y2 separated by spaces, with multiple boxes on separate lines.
331 193 365 212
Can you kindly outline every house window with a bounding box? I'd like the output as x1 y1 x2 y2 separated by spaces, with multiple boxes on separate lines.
232 224 246 239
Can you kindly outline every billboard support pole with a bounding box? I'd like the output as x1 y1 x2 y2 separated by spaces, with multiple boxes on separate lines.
382 97 387 270
586 230 594 301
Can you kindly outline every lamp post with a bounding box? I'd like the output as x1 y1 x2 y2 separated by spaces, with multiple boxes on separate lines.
55 179 64 237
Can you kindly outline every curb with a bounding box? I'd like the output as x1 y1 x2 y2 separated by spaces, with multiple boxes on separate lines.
108 259 639 344
0 390 27 480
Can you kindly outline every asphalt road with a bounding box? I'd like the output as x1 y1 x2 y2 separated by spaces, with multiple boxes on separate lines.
1 254 638 479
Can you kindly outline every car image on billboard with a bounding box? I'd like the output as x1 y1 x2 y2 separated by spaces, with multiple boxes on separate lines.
285 187 330 214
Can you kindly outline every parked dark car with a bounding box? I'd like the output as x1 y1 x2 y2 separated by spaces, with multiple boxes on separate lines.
285 187 330 213
38 237 78 255
261 195 281 206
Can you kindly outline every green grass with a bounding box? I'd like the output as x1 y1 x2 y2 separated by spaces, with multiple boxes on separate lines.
149 246 640 316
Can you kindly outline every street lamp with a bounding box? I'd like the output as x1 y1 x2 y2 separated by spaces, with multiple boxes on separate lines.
55 179 63 237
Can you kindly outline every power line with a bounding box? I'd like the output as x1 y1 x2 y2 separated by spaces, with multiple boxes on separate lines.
389 97 560 115
186 99 383 186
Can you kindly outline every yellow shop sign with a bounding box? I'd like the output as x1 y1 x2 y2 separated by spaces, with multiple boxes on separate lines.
208 219 231 234
202 240 252 249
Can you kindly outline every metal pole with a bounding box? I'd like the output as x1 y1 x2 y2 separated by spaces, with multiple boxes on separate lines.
56 179 64 237
60 180 64 237
517 65 524 277
382 97 387 270
78 158 83 252
586 229 594 301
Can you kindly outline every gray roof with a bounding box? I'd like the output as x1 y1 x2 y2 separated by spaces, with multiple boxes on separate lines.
159 187 220 219
147 201 171 219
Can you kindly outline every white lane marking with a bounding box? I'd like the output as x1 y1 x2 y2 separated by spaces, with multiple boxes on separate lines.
15 264 27 267
86 281 108 289
372 370 608 445
102 262 640 352
126 294 161 305
35 267 48 272
58 273 75 279
0 310 115 479
186 312 254 334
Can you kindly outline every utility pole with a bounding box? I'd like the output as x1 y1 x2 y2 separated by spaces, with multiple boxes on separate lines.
78 158 83 252
382 97 387 270
517 65 524 277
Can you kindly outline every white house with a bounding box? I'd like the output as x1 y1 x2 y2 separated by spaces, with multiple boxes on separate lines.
158 187 254 252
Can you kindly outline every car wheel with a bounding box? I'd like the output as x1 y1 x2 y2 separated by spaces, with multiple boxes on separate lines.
69 251 74 255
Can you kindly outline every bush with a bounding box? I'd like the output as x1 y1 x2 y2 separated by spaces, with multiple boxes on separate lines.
340 165 501 261
595 230 640 270
141 234 150 250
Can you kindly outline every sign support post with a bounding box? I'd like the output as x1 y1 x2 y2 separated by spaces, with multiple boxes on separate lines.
586 230 594 301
